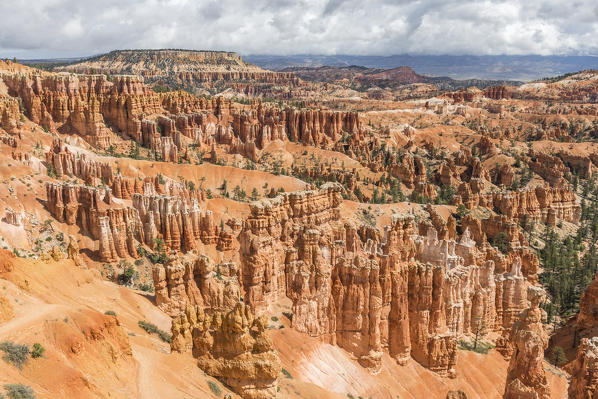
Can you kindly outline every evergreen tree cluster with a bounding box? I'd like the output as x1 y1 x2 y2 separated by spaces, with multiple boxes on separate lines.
539 175 598 320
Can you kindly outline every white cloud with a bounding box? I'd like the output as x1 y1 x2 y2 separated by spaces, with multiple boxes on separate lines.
0 0 597 58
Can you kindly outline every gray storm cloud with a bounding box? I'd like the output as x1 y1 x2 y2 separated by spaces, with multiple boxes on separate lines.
0 0 597 58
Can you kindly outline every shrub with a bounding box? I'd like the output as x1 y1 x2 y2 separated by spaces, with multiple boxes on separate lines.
157 330 172 343
138 320 159 334
148 251 169 265
138 283 154 293
456 204 469 219
30 343 45 359
134 259 144 267
138 321 172 343
281 368 292 379
207 380 222 396
104 310 117 317
0 342 29 369
4 384 35 399
136 245 147 257
457 339 494 354
271 316 279 322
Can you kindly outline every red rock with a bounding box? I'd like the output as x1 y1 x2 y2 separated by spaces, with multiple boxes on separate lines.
503 287 550 399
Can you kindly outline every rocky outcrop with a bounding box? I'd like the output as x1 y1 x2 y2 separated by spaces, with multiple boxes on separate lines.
153 252 241 316
569 337 598 399
529 151 568 187
46 139 114 185
503 286 549 399
457 182 580 225
46 180 220 261
576 271 598 339
240 183 343 312
171 303 281 399
46 309 133 367
446 390 468 399
45 182 142 261
3 73 161 149
485 86 511 100
0 95 21 134
2 207 22 226
67 235 83 267
0 249 14 275
237 185 532 377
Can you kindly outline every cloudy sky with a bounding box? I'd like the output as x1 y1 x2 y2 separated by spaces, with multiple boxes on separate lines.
1 0 597 59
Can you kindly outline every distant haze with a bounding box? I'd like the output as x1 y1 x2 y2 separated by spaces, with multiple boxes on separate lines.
1 0 598 59
245 54 598 81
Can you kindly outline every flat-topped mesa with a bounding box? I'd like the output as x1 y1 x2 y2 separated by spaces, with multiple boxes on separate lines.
170 303 281 399
2 72 161 149
569 337 598 399
58 49 299 87
153 252 241 316
503 287 550 399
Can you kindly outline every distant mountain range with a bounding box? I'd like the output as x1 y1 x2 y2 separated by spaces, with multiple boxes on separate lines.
282 65 521 91
19 52 598 82
244 54 598 81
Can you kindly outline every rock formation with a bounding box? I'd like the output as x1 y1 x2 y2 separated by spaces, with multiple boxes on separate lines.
2 207 22 226
236 186 530 376
457 182 580 226
67 235 83 267
569 337 598 399
58 49 299 87
153 252 241 316
171 303 281 399
503 286 549 399
3 72 161 149
0 95 21 134
45 181 223 262
574 270 598 344
446 390 468 399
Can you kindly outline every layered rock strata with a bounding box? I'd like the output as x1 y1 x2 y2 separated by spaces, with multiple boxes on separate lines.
233 185 531 376
569 337 598 399
503 286 549 399
153 252 241 316
45 182 224 262
458 183 580 225
171 303 281 399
